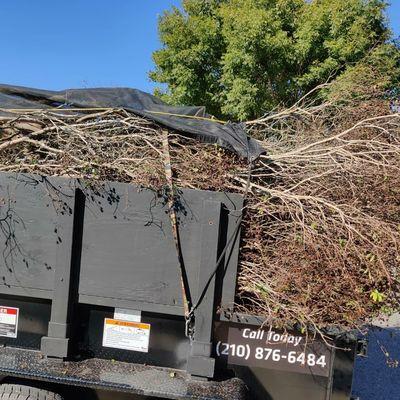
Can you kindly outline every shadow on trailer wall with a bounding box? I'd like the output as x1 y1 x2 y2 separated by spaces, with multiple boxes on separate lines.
0 172 357 399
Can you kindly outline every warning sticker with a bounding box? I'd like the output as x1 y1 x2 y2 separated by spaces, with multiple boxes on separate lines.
0 306 18 338
102 318 150 352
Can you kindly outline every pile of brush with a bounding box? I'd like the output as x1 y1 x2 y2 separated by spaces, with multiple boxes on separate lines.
0 93 399 334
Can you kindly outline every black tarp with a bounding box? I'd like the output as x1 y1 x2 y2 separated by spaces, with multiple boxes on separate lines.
0 84 264 160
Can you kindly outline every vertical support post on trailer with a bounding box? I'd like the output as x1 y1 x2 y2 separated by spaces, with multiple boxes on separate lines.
187 200 222 379
325 346 337 400
41 188 84 358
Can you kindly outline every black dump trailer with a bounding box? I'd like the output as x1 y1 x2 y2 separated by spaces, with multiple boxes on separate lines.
0 171 360 400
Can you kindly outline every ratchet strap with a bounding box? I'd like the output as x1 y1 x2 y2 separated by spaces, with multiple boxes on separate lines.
161 132 194 338
161 131 253 340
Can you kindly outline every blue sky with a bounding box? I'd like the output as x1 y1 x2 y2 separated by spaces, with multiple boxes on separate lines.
0 0 398 93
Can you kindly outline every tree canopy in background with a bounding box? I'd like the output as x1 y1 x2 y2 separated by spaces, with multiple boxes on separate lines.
150 0 399 120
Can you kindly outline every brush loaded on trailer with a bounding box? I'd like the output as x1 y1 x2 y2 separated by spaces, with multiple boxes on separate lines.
0 86 362 400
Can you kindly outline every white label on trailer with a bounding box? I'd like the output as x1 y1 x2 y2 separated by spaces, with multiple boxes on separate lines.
0 306 18 338
114 308 141 323
102 318 150 352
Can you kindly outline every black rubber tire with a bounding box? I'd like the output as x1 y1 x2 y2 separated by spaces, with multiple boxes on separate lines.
0 384 63 400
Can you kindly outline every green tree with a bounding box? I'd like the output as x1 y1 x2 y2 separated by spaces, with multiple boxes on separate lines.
150 0 395 120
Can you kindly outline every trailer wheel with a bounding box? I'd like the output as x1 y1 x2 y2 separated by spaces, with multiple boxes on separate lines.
0 384 63 400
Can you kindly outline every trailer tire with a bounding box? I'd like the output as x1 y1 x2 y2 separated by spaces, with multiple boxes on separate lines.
0 384 63 400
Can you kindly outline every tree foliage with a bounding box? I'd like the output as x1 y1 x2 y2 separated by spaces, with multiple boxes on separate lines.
150 0 396 120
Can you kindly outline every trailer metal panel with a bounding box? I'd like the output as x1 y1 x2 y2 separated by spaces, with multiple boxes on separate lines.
0 171 358 399
79 182 243 315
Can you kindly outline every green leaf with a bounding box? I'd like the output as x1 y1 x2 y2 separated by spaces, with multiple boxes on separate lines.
255 283 269 294
370 289 385 303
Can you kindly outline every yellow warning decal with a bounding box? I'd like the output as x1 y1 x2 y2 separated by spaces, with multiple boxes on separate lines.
103 318 151 352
